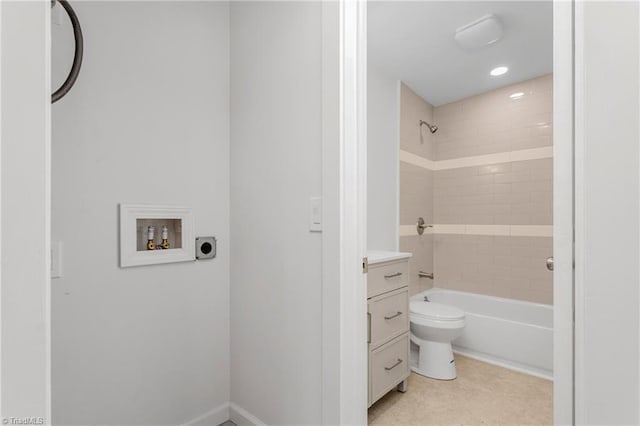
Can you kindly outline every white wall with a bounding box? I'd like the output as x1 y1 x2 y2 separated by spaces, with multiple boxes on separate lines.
367 66 399 251
51 2 230 424
229 2 324 424
1 0 50 420
575 1 640 424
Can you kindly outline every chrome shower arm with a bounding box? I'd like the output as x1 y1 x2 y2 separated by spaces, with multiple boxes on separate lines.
419 120 438 134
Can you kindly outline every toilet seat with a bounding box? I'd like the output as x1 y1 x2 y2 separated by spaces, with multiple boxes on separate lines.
410 300 465 321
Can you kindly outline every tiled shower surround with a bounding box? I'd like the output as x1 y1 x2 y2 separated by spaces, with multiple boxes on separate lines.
400 74 554 304
434 74 553 159
434 158 553 226
399 83 435 296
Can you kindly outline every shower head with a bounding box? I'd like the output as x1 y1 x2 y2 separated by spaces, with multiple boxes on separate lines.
420 120 438 134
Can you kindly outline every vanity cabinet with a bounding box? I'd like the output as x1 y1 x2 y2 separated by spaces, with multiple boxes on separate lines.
367 252 411 407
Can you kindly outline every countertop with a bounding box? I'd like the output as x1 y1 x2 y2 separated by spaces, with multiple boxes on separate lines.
367 250 412 265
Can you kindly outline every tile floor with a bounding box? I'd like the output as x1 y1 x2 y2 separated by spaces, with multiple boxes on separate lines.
368 355 553 425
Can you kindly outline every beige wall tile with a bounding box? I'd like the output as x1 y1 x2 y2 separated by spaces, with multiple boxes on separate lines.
433 159 553 226
399 162 433 225
398 85 437 297
400 235 434 296
433 235 553 304
433 74 553 161
400 83 436 160
397 75 554 305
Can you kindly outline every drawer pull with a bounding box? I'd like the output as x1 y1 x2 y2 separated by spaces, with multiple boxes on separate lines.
385 358 403 371
384 311 402 320
384 272 403 279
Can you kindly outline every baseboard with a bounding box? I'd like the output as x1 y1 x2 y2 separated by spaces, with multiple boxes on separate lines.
229 402 266 426
182 402 230 426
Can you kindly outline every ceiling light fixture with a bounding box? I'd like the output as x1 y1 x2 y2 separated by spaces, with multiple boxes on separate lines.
490 66 509 76
509 92 524 99
454 14 504 50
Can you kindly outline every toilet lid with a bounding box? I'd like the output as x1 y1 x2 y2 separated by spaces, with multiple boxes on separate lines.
410 300 465 321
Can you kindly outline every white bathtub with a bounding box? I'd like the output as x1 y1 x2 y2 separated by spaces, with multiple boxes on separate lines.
412 288 553 380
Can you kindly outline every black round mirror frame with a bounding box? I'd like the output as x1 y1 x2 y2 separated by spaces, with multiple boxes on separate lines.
52 0 83 104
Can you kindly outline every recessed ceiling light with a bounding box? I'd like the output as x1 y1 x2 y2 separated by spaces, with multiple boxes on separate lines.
490 66 509 76
509 92 524 99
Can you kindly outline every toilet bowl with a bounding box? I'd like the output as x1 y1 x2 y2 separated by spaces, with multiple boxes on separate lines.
410 298 465 380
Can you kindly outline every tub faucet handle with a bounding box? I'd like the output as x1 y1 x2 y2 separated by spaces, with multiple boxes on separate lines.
546 257 554 271
416 217 433 235
423 296 430 302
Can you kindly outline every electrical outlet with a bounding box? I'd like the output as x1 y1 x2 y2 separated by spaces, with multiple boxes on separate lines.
196 237 216 260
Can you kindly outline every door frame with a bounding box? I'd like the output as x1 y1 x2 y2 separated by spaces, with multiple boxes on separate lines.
326 0 576 424
321 0 368 424
0 0 52 422
553 1 575 424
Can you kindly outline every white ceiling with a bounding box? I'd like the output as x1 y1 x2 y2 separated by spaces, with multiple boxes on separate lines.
368 1 553 106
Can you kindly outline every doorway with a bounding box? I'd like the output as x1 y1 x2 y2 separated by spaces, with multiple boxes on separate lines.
331 0 574 424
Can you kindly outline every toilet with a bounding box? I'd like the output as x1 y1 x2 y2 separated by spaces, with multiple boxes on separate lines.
409 296 466 380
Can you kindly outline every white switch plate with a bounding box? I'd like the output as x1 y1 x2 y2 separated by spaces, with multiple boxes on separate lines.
51 241 63 279
309 197 322 232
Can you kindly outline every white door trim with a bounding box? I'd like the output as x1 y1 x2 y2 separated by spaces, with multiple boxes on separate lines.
0 1 52 422
45 3 53 422
573 2 585 421
329 0 576 424
321 2 341 424
553 1 575 424
321 0 368 424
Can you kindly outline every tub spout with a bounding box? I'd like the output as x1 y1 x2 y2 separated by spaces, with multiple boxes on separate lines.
419 271 434 279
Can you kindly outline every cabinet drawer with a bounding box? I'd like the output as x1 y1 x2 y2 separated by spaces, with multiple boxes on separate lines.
370 333 410 404
368 288 409 349
367 260 409 298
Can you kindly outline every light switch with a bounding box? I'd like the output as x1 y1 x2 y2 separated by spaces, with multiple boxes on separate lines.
51 241 63 279
309 197 322 232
